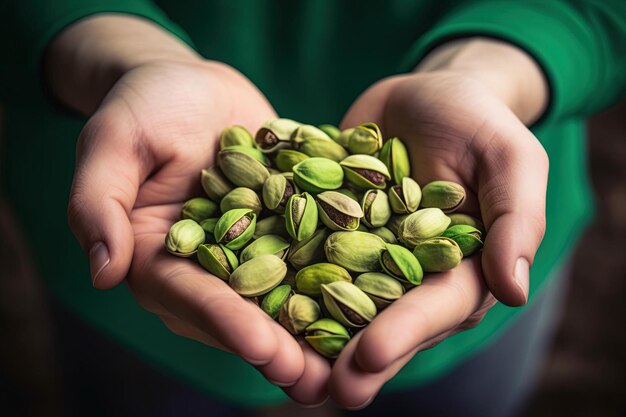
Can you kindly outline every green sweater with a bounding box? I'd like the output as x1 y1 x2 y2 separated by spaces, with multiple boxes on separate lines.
1 0 625 407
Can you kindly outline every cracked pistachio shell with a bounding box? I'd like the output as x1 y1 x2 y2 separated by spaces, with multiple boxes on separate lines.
218 146 270 190
335 188 360 202
285 192 318 241
380 243 424 285
442 225 483 256
181 197 219 223
220 187 262 216
253 215 289 239
262 174 297 214
261 284 293 319
316 191 364 231
379 137 410 185
305 318 350 358
347 122 383 155
317 124 341 141
290 124 332 147
354 272 405 309
288 227 330 270
324 231 386 272
165 219 205 257
279 294 321 335
389 177 422 214
321 281 377 328
361 189 392 228
220 125 254 149
275 149 309 172
295 263 352 297
398 208 450 247
369 226 397 244
255 118 301 153
293 158 344 193
413 237 463 272
420 181 466 213
448 213 485 234
229 254 287 297
298 137 349 162
240 234 290 263
214 208 257 250
197 243 239 281
340 154 391 190
201 165 234 202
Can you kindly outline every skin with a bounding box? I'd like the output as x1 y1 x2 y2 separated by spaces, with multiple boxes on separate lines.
46 14 548 409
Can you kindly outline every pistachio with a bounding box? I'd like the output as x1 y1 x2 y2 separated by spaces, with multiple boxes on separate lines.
346 122 383 155
262 174 297 214
293 157 344 193
165 219 205 257
288 228 330 270
335 188 360 202
386 214 410 236
218 146 270 190
253 215 289 239
279 294 321 335
412 237 463 272
240 234 290 263
220 187 262 216
398 208 450 247
197 243 239 280
199 217 219 242
448 213 485 233
281 266 298 288
420 181 466 213
261 284 293 319
324 231 386 272
285 193 318 241
220 125 254 149
441 225 483 256
181 197 219 223
361 189 391 228
201 165 234 202
290 124 332 147
380 243 423 285
255 118 301 152
229 254 288 297
321 281 377 328
340 154 391 190
317 124 341 141
295 263 352 297
316 191 364 231
335 128 353 148
298 137 349 162
379 137 410 185
214 208 257 250
368 226 397 244
354 272 405 309
305 318 350 358
389 177 422 214
275 149 309 172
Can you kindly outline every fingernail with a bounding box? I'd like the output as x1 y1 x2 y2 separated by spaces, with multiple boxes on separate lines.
242 355 271 366
345 395 374 411
298 397 329 408
89 241 110 286
268 378 297 388
514 258 529 303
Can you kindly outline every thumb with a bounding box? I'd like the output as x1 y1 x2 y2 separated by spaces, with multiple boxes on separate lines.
68 109 142 290
477 120 549 306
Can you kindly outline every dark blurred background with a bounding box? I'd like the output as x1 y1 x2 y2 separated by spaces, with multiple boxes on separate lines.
0 100 624 416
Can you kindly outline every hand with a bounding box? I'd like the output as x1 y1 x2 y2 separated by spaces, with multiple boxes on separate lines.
328 40 550 408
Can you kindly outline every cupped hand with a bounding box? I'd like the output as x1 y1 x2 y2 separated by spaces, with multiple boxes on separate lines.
67 60 330 405
329 70 549 408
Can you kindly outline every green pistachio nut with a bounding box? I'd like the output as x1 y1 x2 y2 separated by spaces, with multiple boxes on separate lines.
368 226 397 244
398 208 451 247
240 234 290 263
197 243 239 281
218 146 270 190
288 227 330 270
380 243 424 285
253 215 289 239
347 122 383 155
285 192 318 241
214 208 257 250
321 281 377 328
279 294 321 335
305 318 350 358
262 174 297 214
261 284 293 319
220 187 263 216
181 197 219 223
292 157 344 193
255 118 301 153
199 217 219 243
386 214 410 236
340 154 391 190
290 124 332 147
201 165 234 202
448 213 485 234
317 124 341 141
354 272 405 309
361 189 392 228
316 191 364 231
295 263 352 297
420 181 466 213
413 237 463 272
165 219 205 257
298 137 349 162
379 137 410 185
220 125 254 149
389 177 422 214
275 149 309 172
324 231 386 272
442 224 483 256
229 254 287 297
335 128 353 148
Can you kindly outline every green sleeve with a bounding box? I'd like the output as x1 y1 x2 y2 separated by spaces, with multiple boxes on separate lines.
401 0 626 123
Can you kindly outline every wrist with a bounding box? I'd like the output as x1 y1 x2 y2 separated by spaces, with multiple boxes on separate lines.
417 38 548 124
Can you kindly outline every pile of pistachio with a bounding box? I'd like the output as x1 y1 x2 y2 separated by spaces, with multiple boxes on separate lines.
165 119 484 359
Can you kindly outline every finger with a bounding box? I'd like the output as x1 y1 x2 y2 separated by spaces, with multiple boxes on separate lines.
475 117 548 306
281 339 332 407
255 317 306 387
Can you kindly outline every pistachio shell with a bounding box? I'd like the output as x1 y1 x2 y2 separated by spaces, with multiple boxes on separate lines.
386 214 410 236
201 165 234 201
321 281 377 328
298 137 349 162
335 128 353 148
220 125 254 149
293 157 344 193
324 231 386 272
218 146 270 190
398 208 450 247
380 244 423 285
340 154 390 190
229 254 288 297
253 215 289 239
368 226 397 244
261 284 293 319
448 213 485 233
214 208 257 250
288 228 330 270
379 137 410 185
361 189 391 228
279 294 321 334
285 193 318 241
199 217 219 234
275 149 310 172
220 187 262 216
420 181 466 212
334 188 360 202
389 177 422 214
305 318 350 358
262 174 297 214
412 237 463 272
316 191 364 231
165 219 205 257
354 272 405 309
442 225 483 256
290 124 332 147
255 118 301 152
197 243 239 280
295 263 352 297
181 197 219 223
317 124 341 141
347 122 383 155
240 234 290 263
